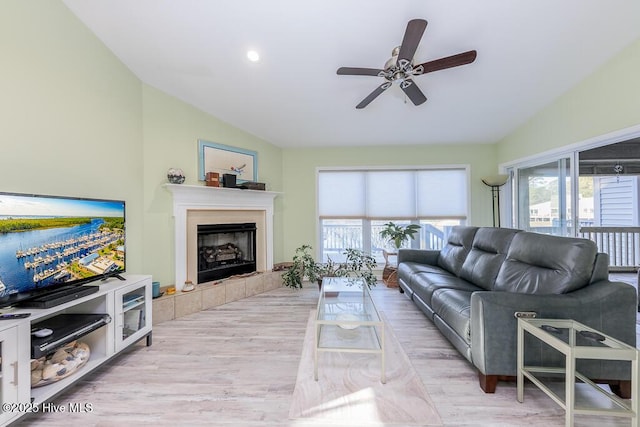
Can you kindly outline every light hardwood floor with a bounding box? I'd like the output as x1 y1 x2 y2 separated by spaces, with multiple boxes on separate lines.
16 279 639 427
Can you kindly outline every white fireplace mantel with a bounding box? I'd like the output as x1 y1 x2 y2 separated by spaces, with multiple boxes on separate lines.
163 184 280 290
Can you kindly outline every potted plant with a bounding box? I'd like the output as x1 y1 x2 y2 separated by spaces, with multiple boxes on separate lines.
379 222 421 251
320 248 378 288
341 248 377 288
378 222 421 288
281 244 322 289
317 255 343 280
281 245 377 289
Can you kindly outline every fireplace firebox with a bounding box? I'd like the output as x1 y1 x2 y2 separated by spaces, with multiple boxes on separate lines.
197 223 257 283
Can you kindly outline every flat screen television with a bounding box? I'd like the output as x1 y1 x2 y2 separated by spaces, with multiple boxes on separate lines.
0 192 125 308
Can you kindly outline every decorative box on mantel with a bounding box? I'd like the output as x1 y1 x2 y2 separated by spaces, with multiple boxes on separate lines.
163 184 281 291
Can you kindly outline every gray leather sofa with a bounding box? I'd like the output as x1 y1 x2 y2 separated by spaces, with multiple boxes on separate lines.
397 226 638 394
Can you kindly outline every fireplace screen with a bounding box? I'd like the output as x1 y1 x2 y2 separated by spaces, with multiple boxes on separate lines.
197 223 257 283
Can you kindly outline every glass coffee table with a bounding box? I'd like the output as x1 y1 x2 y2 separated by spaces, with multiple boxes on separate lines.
517 318 639 427
314 277 385 383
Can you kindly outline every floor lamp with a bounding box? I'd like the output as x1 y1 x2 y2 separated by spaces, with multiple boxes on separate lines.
481 175 509 227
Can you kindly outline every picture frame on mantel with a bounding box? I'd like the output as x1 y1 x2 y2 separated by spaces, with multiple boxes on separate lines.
198 139 258 183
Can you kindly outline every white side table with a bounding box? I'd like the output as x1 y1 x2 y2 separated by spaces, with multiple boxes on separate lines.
517 318 638 427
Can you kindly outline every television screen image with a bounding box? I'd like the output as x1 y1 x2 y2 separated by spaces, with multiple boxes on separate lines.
0 192 125 305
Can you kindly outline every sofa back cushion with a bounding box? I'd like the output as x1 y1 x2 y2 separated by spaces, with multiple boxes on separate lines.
494 232 597 294
459 227 521 290
437 226 478 274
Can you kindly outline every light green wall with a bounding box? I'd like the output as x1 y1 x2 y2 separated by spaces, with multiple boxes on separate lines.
141 85 284 286
497 38 640 164
0 0 144 271
281 144 498 257
1 1 284 287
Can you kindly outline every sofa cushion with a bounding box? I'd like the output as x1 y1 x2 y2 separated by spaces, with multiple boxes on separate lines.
411 272 480 307
494 232 597 294
430 289 473 345
398 261 450 280
437 226 478 274
459 227 521 290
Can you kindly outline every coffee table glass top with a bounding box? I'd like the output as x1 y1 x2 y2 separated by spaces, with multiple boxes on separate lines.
317 277 381 322
315 277 382 350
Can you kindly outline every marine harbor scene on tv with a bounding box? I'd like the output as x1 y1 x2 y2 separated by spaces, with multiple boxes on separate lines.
0 193 125 297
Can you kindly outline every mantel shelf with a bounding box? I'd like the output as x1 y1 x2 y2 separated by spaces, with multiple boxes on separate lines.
163 183 281 197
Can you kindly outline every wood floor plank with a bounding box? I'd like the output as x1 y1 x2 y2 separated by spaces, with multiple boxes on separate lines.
16 283 636 426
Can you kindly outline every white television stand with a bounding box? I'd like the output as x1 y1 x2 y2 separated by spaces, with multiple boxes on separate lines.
0 274 152 425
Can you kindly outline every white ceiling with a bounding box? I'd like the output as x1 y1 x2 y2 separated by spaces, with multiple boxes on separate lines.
62 0 640 148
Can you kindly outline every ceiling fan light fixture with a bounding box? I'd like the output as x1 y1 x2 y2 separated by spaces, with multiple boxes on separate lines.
384 57 397 70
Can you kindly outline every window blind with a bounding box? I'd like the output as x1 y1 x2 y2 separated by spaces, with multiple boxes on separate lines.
317 171 365 217
417 169 468 218
366 170 416 218
318 168 468 219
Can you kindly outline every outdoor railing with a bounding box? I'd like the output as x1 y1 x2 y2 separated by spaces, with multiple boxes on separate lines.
578 227 640 272
322 223 447 263
322 223 639 271
323 224 363 254
420 224 446 250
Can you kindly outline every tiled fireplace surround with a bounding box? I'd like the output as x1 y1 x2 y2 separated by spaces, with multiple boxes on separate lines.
153 184 282 324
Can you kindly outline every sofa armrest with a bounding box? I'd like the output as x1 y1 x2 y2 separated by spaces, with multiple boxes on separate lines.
397 249 440 265
470 280 637 376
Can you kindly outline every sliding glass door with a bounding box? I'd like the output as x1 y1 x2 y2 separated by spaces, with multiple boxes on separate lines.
505 132 640 272
515 157 573 236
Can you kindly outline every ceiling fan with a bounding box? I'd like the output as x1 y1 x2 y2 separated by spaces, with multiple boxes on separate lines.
337 19 477 109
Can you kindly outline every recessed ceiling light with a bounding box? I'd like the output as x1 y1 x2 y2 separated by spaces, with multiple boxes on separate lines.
247 50 260 62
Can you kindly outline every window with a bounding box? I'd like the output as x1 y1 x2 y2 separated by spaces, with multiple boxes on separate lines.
513 157 572 236
318 168 469 263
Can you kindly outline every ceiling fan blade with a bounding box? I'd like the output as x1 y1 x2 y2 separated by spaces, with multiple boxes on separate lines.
397 19 428 62
356 82 391 109
337 67 384 76
400 79 427 106
416 50 477 74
